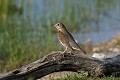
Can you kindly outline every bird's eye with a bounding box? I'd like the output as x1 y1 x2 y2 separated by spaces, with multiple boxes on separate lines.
57 23 59 26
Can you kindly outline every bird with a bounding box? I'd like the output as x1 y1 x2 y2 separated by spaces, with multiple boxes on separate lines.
53 22 86 55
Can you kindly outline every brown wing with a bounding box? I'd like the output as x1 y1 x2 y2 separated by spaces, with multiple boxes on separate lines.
67 31 86 54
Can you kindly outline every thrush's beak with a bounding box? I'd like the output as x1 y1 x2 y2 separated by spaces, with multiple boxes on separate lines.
53 24 57 29
52 23 60 31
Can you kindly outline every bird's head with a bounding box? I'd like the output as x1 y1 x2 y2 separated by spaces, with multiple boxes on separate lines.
53 23 66 32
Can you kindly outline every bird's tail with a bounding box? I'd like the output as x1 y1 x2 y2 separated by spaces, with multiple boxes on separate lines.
78 46 86 54
73 47 86 54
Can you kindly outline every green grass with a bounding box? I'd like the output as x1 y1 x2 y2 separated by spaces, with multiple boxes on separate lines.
55 74 120 80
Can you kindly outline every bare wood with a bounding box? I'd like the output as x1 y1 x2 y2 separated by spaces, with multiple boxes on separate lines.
0 52 120 80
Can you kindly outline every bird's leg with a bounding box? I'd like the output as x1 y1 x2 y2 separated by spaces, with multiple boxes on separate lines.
61 47 68 57
69 47 75 55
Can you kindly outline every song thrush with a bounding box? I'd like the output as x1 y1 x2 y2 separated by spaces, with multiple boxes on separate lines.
53 23 86 55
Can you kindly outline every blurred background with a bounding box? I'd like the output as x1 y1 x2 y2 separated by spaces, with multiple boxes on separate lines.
0 0 120 73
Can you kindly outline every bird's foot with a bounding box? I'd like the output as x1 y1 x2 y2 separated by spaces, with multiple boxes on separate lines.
58 51 65 57
61 52 65 57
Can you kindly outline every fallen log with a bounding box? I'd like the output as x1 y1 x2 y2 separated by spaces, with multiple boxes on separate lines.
0 51 120 80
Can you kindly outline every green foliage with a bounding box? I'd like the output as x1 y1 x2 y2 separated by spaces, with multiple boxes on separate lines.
0 0 59 72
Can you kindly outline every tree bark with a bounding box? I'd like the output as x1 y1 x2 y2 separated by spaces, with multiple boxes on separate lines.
0 52 120 80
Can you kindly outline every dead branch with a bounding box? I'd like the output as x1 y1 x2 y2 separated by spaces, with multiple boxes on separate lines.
0 52 120 80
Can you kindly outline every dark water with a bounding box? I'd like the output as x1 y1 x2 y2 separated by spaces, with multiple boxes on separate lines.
16 0 120 44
